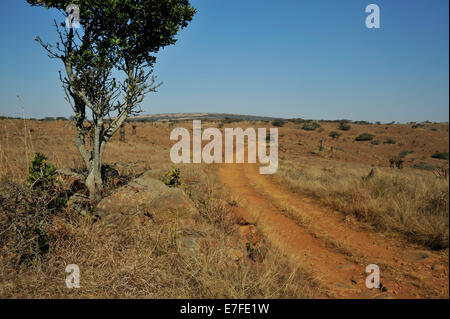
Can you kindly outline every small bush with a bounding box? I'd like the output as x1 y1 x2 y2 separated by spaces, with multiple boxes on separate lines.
329 131 342 139
371 140 380 145
412 162 436 171
163 167 182 187
384 138 396 144
27 153 57 188
302 122 320 131
431 152 449 160
338 123 351 131
272 120 286 127
355 133 375 141
287 118 304 124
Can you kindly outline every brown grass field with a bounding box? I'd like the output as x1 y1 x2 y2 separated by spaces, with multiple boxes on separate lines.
0 117 448 298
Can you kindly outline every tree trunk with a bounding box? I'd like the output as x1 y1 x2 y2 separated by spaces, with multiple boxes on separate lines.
85 155 102 201
85 122 103 201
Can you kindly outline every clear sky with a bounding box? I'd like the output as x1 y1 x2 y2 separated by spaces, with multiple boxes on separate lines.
0 0 448 122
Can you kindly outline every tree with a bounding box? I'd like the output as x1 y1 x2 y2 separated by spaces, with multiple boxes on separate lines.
27 0 196 200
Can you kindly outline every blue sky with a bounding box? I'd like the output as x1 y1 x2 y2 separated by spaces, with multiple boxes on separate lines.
0 0 448 122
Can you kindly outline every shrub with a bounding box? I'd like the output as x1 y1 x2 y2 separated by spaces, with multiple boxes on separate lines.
222 117 242 124
355 133 375 141
27 153 57 188
288 118 304 124
302 122 320 131
431 152 449 160
163 167 182 187
338 123 351 131
272 120 286 127
329 131 342 139
371 140 380 145
384 138 396 144
412 162 436 171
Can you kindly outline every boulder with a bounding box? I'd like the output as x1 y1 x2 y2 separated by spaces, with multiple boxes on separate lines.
96 170 197 218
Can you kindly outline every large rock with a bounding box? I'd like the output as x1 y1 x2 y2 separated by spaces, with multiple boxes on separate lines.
96 170 196 218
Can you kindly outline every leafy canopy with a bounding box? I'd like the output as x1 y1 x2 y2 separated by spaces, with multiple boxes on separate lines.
28 0 196 68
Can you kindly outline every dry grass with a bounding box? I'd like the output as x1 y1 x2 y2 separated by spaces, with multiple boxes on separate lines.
275 158 449 249
0 119 319 298
0 166 319 298
0 117 448 298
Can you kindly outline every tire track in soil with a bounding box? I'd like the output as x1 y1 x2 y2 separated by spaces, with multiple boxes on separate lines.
217 162 449 298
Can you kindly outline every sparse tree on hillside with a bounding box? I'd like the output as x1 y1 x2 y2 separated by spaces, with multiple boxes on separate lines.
27 0 196 200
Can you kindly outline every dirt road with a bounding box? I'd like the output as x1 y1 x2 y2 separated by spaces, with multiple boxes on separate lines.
217 161 449 298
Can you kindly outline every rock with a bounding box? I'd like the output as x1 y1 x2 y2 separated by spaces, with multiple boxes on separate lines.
96 170 197 218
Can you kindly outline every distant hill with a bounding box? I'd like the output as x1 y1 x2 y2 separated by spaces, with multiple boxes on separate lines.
127 113 284 122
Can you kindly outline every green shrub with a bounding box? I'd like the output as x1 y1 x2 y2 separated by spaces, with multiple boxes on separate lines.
384 138 396 144
302 122 320 131
355 133 375 141
338 123 351 131
272 120 286 127
329 131 342 139
371 140 380 145
287 118 304 124
431 152 449 160
163 167 182 188
27 153 57 188
412 162 436 171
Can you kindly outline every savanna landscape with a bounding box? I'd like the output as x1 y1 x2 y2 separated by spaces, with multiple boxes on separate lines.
0 116 448 298
0 0 449 304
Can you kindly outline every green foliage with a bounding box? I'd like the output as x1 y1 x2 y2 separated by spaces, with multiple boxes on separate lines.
302 122 321 131
287 118 305 124
27 153 57 188
355 133 375 141
272 120 285 127
28 0 196 66
163 167 182 188
228 200 238 207
384 138 396 144
431 152 449 160
371 140 380 145
222 117 242 124
412 162 436 171
353 120 372 125
329 131 342 139
338 123 351 131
